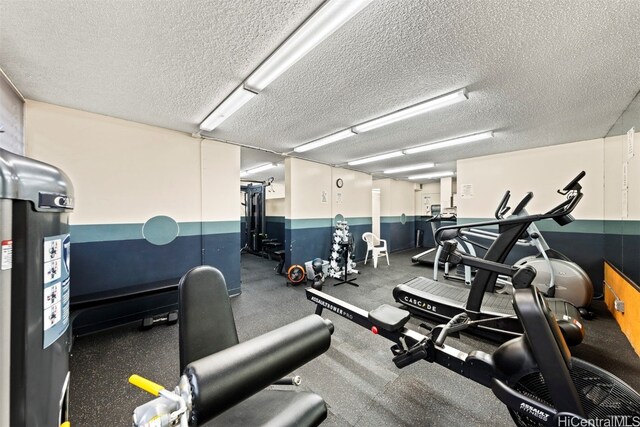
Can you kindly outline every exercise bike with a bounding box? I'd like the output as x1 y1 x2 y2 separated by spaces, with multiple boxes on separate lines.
307 240 640 426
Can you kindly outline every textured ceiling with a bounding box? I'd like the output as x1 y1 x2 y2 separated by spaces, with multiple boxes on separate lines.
608 90 640 137
2 0 639 183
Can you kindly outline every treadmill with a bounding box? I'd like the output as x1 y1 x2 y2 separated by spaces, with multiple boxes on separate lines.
394 172 587 346
411 205 458 266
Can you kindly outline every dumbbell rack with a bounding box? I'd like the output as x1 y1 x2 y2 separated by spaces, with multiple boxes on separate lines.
328 221 358 287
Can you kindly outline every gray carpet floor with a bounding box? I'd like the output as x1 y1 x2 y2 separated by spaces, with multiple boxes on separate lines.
69 249 640 426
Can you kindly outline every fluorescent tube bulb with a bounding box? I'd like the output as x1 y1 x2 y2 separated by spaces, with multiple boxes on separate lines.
383 162 435 174
295 129 356 153
347 151 404 166
408 171 455 180
240 171 249 177
353 89 467 133
245 163 278 175
200 86 257 131
404 131 494 154
245 0 372 91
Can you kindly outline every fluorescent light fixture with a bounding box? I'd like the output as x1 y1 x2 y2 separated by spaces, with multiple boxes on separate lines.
200 86 258 131
408 171 455 180
294 129 356 153
352 89 468 133
243 163 278 175
383 162 435 174
404 131 494 154
347 151 404 166
246 0 373 91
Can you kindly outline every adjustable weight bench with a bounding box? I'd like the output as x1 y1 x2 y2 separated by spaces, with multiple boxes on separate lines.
178 266 329 426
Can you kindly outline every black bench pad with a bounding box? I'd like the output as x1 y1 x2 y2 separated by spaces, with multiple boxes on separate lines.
368 304 410 332
207 389 327 427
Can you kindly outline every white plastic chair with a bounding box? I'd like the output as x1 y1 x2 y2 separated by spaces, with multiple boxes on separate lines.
362 232 389 268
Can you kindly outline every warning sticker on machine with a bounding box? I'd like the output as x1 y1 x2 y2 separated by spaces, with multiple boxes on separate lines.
1 240 12 270
43 234 70 349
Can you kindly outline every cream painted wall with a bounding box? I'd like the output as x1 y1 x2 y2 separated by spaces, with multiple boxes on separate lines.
374 179 392 216
375 178 416 217
457 138 605 220
331 168 372 219
440 177 453 208
266 182 285 199
266 182 285 216
25 100 239 224
604 131 640 220
201 140 240 221
266 199 285 216
604 134 624 220
415 182 440 216
390 179 416 217
285 157 332 219
285 157 372 220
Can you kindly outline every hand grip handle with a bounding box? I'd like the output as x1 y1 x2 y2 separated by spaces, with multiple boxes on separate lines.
129 374 165 397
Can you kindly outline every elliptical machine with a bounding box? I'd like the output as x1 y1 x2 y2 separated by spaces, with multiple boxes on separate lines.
463 190 594 313
394 172 588 345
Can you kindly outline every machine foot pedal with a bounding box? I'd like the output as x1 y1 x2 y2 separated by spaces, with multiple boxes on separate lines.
390 341 428 368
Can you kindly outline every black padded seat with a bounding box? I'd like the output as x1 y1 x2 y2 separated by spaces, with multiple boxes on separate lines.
206 390 326 427
369 304 410 332
179 266 327 426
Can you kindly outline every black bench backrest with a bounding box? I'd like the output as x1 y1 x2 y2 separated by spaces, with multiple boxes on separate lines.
513 287 584 416
178 266 239 372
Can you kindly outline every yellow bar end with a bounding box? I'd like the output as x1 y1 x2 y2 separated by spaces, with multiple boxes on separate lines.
129 374 165 397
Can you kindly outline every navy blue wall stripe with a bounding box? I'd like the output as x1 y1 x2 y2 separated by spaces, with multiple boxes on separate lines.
285 226 332 268
603 220 640 286
266 216 285 244
71 233 241 297
380 219 416 253
240 217 247 249
71 220 240 243
202 232 242 294
70 221 241 296
284 218 372 269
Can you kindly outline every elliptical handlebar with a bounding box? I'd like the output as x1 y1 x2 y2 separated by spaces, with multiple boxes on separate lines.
511 192 533 216
494 190 533 219
545 190 583 216
435 172 586 245
495 191 511 219
558 170 585 195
